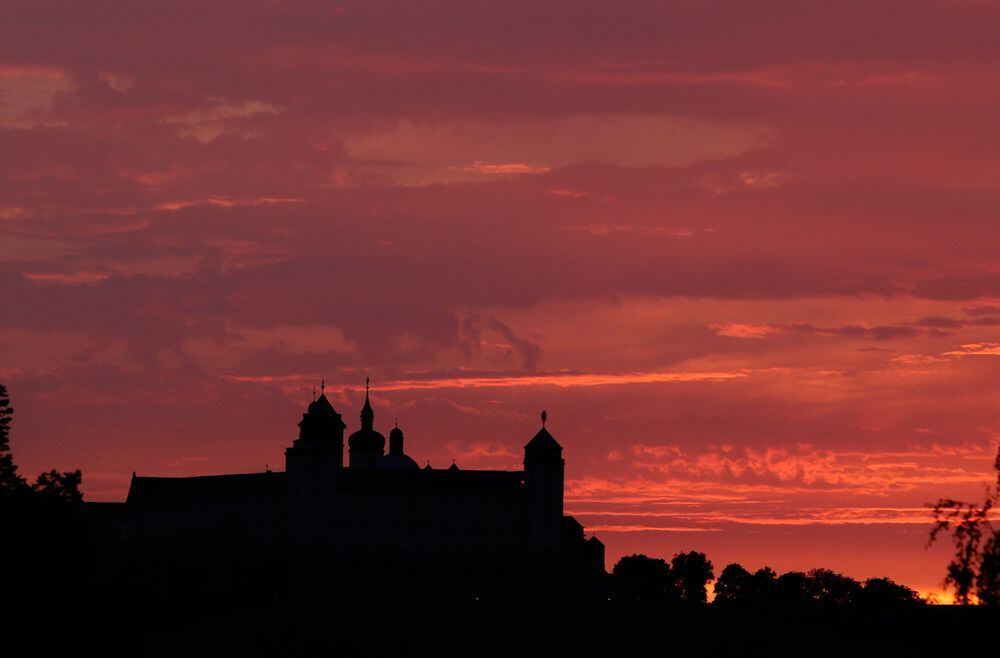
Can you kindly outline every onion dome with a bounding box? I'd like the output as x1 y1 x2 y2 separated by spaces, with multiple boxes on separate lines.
347 427 385 452
376 422 419 470
388 423 404 455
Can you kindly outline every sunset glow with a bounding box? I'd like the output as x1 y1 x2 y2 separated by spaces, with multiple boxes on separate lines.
4 1 1000 598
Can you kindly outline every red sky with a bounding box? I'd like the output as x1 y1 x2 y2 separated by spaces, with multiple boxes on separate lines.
3 1 1000 599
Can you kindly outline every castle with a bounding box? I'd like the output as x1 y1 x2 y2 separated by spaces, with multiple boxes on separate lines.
122 380 605 599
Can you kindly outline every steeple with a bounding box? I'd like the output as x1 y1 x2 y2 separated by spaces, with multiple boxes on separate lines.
349 377 385 468
360 376 374 430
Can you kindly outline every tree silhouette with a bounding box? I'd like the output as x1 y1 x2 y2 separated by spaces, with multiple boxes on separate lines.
0 384 83 504
611 554 675 603
806 568 862 607
773 571 811 606
928 444 1000 605
0 384 27 495
860 577 924 607
715 563 781 605
670 551 714 605
749 566 777 603
714 563 752 604
2 383 91 647
33 469 84 504
715 564 913 607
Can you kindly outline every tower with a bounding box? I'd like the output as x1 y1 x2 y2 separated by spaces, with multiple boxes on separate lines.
285 381 346 474
376 422 420 470
389 422 404 456
348 378 386 468
524 410 564 550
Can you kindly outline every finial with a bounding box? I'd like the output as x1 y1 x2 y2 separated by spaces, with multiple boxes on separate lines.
541 410 547 427
394 416 398 429
360 376 374 426
321 378 325 394
312 384 316 401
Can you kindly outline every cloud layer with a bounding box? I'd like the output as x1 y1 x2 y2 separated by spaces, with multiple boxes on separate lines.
3 0 1000 596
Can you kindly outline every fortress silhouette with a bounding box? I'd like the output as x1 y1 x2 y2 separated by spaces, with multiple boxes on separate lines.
119 380 605 603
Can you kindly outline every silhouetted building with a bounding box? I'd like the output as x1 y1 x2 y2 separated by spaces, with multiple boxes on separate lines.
122 380 604 601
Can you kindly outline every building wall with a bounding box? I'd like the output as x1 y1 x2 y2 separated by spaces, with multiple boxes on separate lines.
286 470 530 559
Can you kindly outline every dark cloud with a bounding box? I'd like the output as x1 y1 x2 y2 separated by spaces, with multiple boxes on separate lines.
779 322 952 341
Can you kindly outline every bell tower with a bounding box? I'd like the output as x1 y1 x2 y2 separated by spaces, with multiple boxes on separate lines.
285 381 346 474
524 410 564 550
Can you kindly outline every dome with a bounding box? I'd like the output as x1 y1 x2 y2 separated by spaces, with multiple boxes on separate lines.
348 428 386 452
376 452 420 471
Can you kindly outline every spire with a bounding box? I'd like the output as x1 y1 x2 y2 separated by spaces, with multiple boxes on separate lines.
541 410 547 427
360 376 374 430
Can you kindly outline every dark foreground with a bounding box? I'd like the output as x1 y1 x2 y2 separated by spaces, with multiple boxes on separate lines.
6 497 997 656
13 598 998 658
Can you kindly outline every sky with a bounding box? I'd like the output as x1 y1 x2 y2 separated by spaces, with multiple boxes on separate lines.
3 1 1000 599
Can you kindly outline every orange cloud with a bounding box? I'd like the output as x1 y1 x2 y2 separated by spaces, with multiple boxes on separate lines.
155 197 301 211
164 100 280 142
344 114 771 184
710 323 773 338
457 161 551 175
22 271 111 285
943 342 1000 356
0 65 74 128
370 370 748 391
